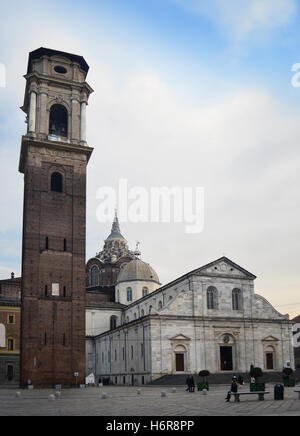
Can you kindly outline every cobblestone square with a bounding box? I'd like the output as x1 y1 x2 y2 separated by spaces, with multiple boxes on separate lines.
0 383 300 416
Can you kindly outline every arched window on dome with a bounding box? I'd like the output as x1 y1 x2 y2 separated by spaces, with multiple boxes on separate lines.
207 286 218 310
90 265 99 287
158 301 163 310
110 316 117 330
127 288 133 302
142 287 148 298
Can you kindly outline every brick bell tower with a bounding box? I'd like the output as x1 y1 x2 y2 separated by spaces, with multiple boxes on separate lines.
19 48 93 387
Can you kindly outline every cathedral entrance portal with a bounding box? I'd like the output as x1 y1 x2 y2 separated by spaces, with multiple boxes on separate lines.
220 346 233 371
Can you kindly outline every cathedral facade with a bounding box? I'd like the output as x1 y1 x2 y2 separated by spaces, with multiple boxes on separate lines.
85 219 294 385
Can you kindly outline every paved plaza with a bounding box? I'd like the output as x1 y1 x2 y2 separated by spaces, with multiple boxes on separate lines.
0 383 300 416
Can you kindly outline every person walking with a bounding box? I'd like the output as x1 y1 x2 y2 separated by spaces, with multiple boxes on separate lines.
190 376 195 393
186 375 191 392
225 376 238 402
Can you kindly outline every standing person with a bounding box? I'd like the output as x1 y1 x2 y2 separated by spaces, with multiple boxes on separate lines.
190 376 195 393
225 376 238 402
186 375 191 392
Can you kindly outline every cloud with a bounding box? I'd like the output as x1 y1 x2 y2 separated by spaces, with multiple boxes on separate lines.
85 66 300 317
172 0 297 41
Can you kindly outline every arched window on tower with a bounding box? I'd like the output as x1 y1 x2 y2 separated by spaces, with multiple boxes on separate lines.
207 286 218 310
49 104 68 138
51 172 63 193
90 265 99 287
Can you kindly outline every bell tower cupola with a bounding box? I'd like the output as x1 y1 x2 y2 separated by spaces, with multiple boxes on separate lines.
21 47 93 146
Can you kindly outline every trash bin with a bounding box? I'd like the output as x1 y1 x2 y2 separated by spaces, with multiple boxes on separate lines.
274 384 284 400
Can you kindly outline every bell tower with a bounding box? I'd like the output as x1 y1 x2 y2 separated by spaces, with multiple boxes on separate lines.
19 48 93 387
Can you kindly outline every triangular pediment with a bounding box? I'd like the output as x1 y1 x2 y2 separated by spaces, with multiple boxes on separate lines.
170 334 191 341
193 257 256 280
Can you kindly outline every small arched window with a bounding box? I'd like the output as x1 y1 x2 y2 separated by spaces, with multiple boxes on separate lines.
127 288 133 302
110 316 117 330
232 288 243 311
158 301 163 310
7 338 14 351
90 266 99 287
141 309 145 317
49 104 68 138
51 172 63 193
142 287 148 297
207 286 218 310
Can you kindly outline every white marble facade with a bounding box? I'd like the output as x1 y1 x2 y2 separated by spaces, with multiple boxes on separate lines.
87 257 294 385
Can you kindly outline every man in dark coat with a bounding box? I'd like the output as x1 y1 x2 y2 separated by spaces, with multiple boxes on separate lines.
186 375 191 392
225 376 238 402
190 376 195 392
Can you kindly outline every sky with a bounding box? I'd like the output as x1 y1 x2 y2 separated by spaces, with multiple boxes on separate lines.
0 0 300 317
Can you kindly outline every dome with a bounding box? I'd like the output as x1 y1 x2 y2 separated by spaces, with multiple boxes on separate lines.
116 258 160 285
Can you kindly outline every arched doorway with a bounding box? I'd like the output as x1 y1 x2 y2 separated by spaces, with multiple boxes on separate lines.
265 346 275 370
174 345 187 372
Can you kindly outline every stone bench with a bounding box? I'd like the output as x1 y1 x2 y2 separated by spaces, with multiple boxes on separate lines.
294 390 300 399
230 391 270 402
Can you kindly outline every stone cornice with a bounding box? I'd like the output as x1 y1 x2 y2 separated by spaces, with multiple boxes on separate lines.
19 135 93 173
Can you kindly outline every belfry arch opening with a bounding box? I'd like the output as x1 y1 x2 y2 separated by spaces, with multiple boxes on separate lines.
49 104 68 138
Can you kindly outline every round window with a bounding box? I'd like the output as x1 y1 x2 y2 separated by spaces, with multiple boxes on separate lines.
54 66 67 74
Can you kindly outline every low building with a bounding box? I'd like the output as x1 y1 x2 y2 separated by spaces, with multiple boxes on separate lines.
0 274 21 385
